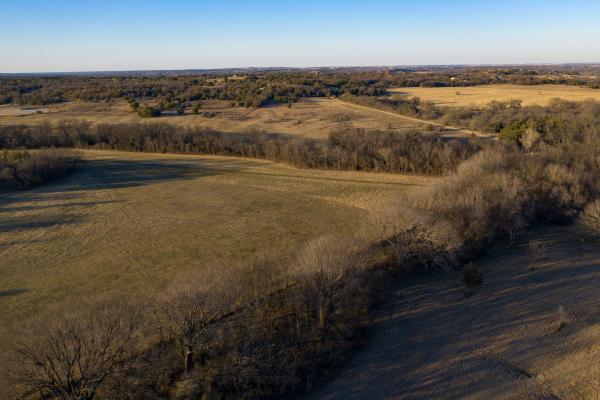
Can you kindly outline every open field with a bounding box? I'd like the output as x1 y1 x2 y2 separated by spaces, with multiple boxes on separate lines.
0 149 432 372
0 98 426 138
389 84 600 107
334 98 489 138
308 225 600 400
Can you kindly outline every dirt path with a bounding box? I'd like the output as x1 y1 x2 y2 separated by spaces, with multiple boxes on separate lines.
332 99 491 138
306 225 600 399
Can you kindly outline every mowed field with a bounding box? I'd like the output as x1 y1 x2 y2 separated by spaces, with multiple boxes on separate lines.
389 84 600 107
0 150 432 366
0 97 426 138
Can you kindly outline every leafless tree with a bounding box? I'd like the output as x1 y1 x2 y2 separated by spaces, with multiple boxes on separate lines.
238 255 290 335
158 272 236 373
291 235 356 334
373 206 460 271
8 305 140 400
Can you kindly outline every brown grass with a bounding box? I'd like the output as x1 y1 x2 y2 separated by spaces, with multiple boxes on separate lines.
0 98 422 138
0 149 433 386
308 225 600 400
389 84 600 108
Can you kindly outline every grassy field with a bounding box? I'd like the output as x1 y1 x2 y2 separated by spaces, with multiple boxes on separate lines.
0 98 425 138
0 150 432 368
389 84 600 107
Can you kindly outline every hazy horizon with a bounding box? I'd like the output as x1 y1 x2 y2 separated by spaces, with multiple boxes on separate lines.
3 62 600 76
2 0 600 73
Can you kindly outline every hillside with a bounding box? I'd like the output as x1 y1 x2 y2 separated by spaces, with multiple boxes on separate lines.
307 225 600 399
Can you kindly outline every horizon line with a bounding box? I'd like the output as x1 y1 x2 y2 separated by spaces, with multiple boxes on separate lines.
2 62 600 76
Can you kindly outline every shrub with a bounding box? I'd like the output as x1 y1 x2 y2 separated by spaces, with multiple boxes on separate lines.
138 105 161 118
128 99 139 111
413 150 526 249
0 149 80 190
373 207 461 272
581 199 600 233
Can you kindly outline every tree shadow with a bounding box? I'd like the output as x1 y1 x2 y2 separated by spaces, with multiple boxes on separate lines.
0 214 81 233
0 155 264 236
57 157 262 191
0 288 28 298
0 200 123 213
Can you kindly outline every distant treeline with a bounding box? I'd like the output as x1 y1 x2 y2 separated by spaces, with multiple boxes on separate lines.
387 68 600 88
0 148 79 190
2 66 600 106
0 72 388 107
0 123 483 175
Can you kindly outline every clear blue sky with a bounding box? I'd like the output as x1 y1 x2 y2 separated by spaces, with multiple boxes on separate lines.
1 0 599 72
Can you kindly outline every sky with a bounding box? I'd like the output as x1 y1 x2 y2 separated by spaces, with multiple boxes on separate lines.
1 0 600 72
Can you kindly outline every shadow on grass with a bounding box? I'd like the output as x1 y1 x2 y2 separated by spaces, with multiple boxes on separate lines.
0 200 123 213
0 288 28 298
0 155 262 235
0 214 81 234
61 157 262 191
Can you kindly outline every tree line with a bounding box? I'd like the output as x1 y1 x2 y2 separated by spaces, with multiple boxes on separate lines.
0 122 483 175
6 235 372 399
0 72 389 107
441 98 600 147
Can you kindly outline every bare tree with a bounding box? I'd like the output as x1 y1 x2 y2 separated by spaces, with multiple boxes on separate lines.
158 273 236 373
372 206 460 271
291 235 356 334
239 255 289 333
8 305 140 400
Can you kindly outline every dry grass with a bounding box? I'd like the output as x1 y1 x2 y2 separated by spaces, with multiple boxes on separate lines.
309 225 600 400
389 84 600 108
0 149 432 383
0 98 422 138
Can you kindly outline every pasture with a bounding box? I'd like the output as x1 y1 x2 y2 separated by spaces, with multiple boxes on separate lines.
0 97 425 138
389 84 600 107
0 149 431 359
